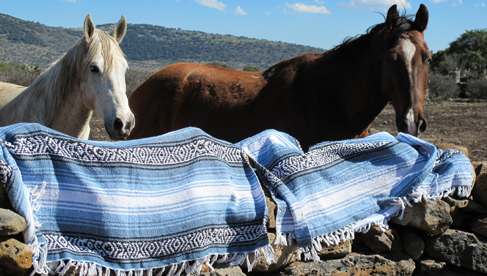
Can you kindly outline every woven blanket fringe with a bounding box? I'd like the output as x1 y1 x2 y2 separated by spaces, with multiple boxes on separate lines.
26 169 274 276
34 244 275 276
283 185 472 262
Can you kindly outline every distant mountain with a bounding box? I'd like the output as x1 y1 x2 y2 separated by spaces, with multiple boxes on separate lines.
0 13 324 71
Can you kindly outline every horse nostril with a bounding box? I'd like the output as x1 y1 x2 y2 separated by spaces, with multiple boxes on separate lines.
418 119 427 133
114 118 123 132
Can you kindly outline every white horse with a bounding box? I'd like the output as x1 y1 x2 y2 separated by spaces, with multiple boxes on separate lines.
0 15 134 140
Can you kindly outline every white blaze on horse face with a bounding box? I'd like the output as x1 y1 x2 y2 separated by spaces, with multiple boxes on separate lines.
402 39 416 73
405 108 416 135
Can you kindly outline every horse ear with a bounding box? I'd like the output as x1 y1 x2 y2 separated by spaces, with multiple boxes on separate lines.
111 15 127 44
414 4 429 32
84 14 95 42
386 4 399 30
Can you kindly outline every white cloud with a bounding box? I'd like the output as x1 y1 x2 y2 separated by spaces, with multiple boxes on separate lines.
194 0 225 11
339 0 412 9
235 6 247 15
482 2 486 7
285 3 331 14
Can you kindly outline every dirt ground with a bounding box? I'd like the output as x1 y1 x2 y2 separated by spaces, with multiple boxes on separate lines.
89 100 487 162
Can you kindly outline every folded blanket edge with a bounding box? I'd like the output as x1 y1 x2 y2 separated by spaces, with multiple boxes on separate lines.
274 182 472 262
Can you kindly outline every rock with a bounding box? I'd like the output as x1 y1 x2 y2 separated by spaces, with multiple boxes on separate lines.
279 253 415 276
435 143 468 157
265 196 276 229
425 229 487 273
401 228 424 260
0 208 26 236
472 161 487 176
240 233 297 273
391 199 452 236
418 258 446 275
0 238 32 273
471 172 487 209
359 224 393 253
0 186 12 210
443 196 469 209
463 197 487 213
471 214 487 238
451 209 466 228
318 240 352 259
201 265 246 276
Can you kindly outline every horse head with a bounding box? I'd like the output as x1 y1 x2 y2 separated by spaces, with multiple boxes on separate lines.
379 4 430 136
79 15 135 140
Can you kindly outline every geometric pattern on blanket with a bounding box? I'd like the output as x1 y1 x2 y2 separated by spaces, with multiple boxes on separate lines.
0 124 475 275
238 130 474 260
0 123 269 275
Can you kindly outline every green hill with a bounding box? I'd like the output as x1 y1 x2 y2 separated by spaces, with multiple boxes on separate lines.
0 13 324 71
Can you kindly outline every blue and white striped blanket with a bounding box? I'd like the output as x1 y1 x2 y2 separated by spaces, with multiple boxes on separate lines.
238 130 473 260
0 124 474 275
0 123 270 276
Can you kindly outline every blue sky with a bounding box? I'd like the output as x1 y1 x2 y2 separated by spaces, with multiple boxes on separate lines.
2 0 486 52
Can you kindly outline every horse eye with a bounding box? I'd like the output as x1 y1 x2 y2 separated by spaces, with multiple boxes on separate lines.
426 57 432 65
90 65 100 73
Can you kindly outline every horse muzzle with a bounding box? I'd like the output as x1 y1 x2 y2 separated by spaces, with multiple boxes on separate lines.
399 116 427 136
105 114 135 140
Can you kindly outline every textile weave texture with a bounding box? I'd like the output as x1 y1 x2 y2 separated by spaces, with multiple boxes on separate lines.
237 130 473 259
0 123 269 275
0 123 474 275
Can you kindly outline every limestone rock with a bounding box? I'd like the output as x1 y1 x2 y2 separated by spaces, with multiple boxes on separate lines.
472 161 487 176
443 196 469 209
471 172 487 209
418 258 446 275
391 199 452 236
425 229 487 273
0 238 32 272
435 143 468 157
401 228 424 260
463 197 487 213
0 186 12 210
279 253 415 276
451 209 466 228
240 233 297 273
471 214 487 238
265 196 276 229
318 240 352 259
359 224 393 253
201 265 246 276
0 208 26 236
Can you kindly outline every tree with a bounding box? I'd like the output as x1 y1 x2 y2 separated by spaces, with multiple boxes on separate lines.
243 66 260 72
446 29 487 72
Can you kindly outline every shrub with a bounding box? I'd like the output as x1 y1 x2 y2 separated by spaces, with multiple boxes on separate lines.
0 63 42 86
206 62 233 69
125 69 153 96
467 78 487 100
243 66 260 72
427 72 460 101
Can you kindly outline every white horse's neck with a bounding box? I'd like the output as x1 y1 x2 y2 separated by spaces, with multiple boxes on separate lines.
48 84 93 140
0 45 92 139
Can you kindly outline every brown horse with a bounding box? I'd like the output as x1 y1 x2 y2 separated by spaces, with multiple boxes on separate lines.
128 4 431 150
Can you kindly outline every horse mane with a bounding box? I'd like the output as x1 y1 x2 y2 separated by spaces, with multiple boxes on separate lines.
21 29 125 125
262 13 417 80
323 13 416 62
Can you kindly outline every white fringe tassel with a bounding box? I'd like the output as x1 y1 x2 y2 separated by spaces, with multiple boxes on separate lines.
31 244 275 276
290 185 473 262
